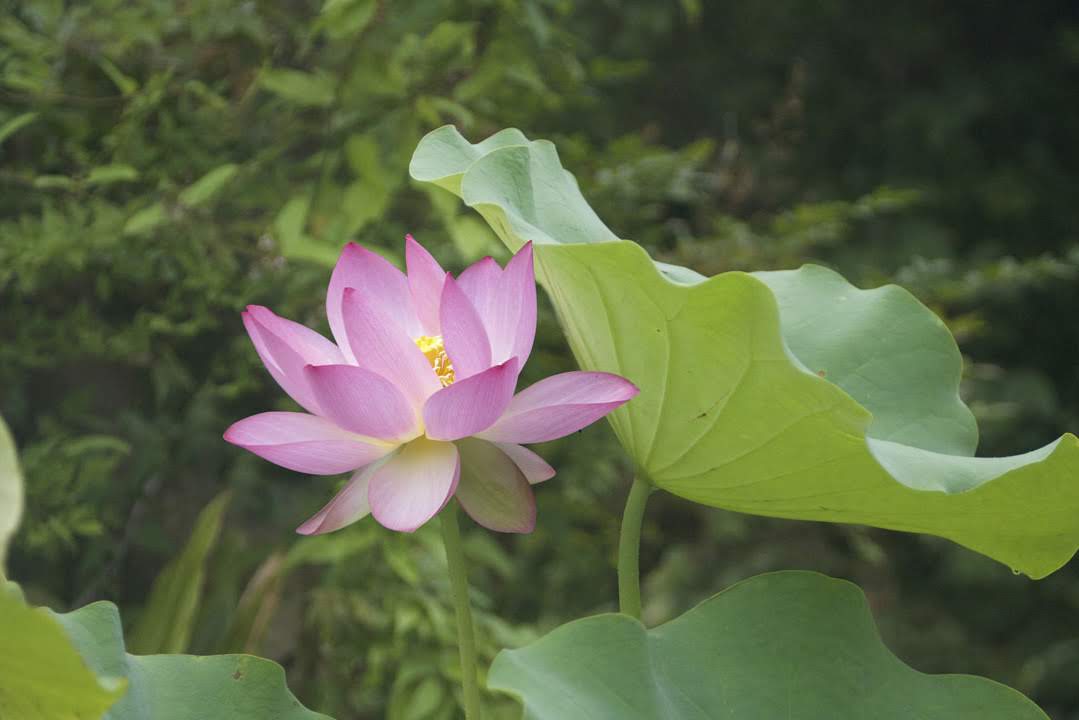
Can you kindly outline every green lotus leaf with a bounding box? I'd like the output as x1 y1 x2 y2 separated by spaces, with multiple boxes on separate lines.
410 126 1079 578
0 588 328 720
50 599 331 720
0 589 127 720
488 571 1048 719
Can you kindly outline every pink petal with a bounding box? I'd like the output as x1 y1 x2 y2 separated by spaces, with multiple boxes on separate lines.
478 371 639 444
457 256 501 323
455 438 535 533
490 242 536 365
456 245 536 367
296 462 382 535
440 274 492 380
246 306 344 365
342 287 442 409
224 412 392 475
304 364 419 441
243 307 344 415
405 234 446 336
327 243 420 362
368 438 459 532
423 358 520 441
495 443 556 484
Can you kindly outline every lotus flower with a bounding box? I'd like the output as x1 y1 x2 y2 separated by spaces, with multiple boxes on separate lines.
225 237 638 534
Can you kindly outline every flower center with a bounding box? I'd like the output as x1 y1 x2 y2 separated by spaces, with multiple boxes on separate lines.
415 335 455 387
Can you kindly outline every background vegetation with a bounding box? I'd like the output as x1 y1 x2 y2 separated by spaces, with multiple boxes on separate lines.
2 0 1077 717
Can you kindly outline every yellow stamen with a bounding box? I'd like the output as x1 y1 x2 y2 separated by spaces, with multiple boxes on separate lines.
415 334 455 387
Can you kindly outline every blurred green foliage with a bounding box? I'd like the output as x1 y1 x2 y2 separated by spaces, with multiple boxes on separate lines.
1 0 1077 717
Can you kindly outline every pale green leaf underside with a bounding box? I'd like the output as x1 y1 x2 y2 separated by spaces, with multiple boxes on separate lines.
51 600 331 720
754 265 977 456
410 126 1079 578
488 571 1048 719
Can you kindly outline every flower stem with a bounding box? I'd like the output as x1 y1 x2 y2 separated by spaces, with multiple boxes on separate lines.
440 501 483 720
618 474 653 619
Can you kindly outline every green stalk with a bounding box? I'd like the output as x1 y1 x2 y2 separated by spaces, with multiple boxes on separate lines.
618 475 653 619
440 501 483 719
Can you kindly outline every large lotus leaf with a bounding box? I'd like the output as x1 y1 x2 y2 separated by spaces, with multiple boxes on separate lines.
409 126 1079 578
0 589 126 720
49 600 331 720
488 571 1048 719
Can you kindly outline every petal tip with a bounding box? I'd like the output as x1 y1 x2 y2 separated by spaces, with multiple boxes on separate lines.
467 498 536 535
490 522 536 535
598 372 641 401
372 515 424 533
335 241 368 267
473 255 498 271
295 519 321 535
505 508 537 534
222 422 242 445
245 304 273 317
405 234 431 262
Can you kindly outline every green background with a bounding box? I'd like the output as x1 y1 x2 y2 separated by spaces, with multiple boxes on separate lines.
2 1 1078 718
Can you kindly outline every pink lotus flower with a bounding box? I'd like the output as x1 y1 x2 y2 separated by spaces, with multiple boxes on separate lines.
225 237 638 534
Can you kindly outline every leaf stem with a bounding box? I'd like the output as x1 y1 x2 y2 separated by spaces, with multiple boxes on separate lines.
618 474 653 619
440 501 483 719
